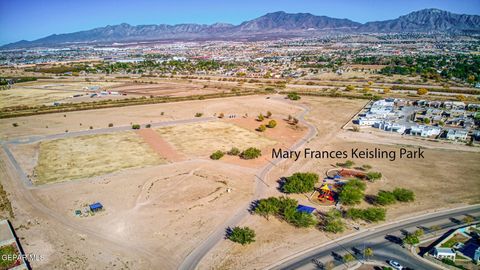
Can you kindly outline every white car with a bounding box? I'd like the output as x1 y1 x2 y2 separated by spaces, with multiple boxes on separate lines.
388 260 403 270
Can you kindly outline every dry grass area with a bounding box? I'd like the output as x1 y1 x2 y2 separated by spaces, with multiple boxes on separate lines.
0 88 84 108
156 121 276 156
34 132 164 184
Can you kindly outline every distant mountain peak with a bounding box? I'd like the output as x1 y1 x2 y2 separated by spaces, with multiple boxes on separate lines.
2 8 480 49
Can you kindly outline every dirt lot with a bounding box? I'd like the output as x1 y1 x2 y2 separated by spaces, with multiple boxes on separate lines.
30 160 256 269
0 95 301 140
33 132 164 184
110 81 233 97
0 80 123 109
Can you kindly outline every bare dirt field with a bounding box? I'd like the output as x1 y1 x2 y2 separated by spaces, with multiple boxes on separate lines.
0 95 301 140
33 132 164 184
30 160 257 269
110 81 232 97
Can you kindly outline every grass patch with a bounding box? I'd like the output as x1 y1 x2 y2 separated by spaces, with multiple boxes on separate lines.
0 244 20 269
156 121 276 156
34 132 164 184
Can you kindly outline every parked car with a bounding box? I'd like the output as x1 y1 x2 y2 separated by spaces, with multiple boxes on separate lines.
388 260 403 270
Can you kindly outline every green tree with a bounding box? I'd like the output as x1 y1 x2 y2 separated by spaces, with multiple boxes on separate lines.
266 111 272 118
267 120 277 128
343 253 355 264
376 191 396 205
366 171 382 181
227 147 241 156
257 114 265 121
392 188 415 202
404 234 419 247
417 88 428 95
131 124 141 129
282 172 319 193
338 179 366 205
463 216 474 224
364 247 373 260
345 85 355 91
240 147 262 160
210 150 224 160
257 125 267 132
228 226 256 245
287 92 301 100
255 197 280 220
323 209 345 233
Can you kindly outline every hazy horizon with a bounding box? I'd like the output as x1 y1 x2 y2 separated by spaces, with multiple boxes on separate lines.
1 0 480 45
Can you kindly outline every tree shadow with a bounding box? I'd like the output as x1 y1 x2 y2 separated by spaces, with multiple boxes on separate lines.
364 194 377 205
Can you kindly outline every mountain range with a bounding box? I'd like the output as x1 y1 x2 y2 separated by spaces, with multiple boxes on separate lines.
3 8 480 49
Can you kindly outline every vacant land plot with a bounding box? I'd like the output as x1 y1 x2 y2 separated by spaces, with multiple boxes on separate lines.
34 132 164 184
0 81 123 109
0 88 85 108
111 81 232 97
156 121 276 156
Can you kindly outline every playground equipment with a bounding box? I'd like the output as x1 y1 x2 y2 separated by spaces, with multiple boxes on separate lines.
318 184 335 202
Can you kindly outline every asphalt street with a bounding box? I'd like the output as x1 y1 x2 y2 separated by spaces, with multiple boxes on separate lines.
273 205 480 270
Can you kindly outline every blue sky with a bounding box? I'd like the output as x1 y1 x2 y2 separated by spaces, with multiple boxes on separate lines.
0 0 479 45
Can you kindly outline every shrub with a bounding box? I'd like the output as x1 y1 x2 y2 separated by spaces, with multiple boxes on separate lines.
12 123 18 127
287 92 301 100
266 111 272 118
228 226 256 245
227 147 241 156
345 85 355 91
376 191 396 205
108 123 114 127
218 112 225 118
392 188 415 202
366 171 382 181
132 124 141 129
240 147 261 160
145 124 151 128
337 160 354 168
267 120 277 128
257 125 266 132
257 114 265 121
89 126 93 130
195 112 203 117
417 88 428 95
282 172 319 193
210 150 224 160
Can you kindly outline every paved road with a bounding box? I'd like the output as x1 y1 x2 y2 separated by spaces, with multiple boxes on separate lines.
178 96 317 270
271 205 480 270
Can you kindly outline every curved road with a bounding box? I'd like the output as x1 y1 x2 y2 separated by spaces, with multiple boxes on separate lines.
271 205 480 270
179 97 317 270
